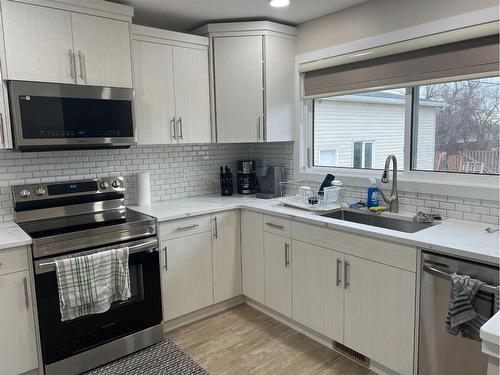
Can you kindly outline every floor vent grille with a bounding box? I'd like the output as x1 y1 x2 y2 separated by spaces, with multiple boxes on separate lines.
332 341 370 367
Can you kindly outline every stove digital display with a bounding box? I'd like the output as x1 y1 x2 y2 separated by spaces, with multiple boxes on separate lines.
47 181 99 196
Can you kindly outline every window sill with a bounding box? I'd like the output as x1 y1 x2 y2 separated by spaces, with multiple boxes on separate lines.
297 167 499 201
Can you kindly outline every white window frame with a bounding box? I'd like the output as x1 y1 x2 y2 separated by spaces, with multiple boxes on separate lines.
294 8 500 201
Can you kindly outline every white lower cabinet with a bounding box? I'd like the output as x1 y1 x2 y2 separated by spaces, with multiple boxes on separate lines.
292 240 344 342
211 211 242 303
241 210 265 304
159 211 241 321
263 231 292 318
160 232 214 320
0 269 38 375
344 254 416 375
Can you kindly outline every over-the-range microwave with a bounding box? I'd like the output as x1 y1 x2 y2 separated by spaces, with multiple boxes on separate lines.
8 81 136 151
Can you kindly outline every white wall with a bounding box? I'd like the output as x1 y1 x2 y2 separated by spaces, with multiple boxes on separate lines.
313 99 436 169
297 0 498 54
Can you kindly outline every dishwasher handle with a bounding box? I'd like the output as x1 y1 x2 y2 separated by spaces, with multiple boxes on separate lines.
423 264 498 295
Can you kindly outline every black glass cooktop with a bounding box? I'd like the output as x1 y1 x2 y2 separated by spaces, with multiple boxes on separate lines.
18 209 154 239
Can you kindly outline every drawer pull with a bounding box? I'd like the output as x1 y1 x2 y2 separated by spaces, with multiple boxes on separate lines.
176 224 199 231
23 277 29 309
266 222 284 230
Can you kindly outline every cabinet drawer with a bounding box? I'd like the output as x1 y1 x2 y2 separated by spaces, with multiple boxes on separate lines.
159 215 211 240
0 246 29 276
292 221 416 272
263 214 291 237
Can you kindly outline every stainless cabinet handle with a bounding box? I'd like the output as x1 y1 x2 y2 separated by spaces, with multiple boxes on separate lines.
77 51 86 83
176 224 199 231
23 277 29 309
178 117 183 140
344 261 349 289
213 217 218 239
68 49 76 81
258 117 261 140
261 115 265 141
171 117 177 140
284 242 290 267
336 258 342 286
163 246 168 271
265 222 284 230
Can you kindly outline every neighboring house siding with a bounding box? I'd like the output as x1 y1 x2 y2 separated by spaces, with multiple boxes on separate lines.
313 98 436 170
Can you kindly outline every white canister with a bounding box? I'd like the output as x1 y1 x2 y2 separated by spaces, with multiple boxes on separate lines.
137 172 151 206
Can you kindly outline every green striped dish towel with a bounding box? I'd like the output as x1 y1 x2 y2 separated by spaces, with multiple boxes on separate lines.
55 247 131 322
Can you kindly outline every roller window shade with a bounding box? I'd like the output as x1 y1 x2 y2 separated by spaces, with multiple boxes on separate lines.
303 35 499 99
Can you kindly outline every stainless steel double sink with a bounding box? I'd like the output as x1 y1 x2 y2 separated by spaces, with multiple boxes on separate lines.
321 209 434 233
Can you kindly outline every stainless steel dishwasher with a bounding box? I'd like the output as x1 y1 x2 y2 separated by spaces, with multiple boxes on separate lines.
419 252 499 375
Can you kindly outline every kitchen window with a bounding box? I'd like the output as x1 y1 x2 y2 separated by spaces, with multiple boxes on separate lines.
302 34 499 181
307 76 499 176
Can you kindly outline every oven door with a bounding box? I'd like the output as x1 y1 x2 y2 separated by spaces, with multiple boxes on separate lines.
9 81 135 150
33 238 162 366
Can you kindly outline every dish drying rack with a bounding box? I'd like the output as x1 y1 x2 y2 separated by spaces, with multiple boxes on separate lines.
278 180 344 212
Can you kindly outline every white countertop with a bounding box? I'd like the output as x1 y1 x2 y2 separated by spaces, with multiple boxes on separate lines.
131 194 500 265
481 311 500 358
0 221 32 250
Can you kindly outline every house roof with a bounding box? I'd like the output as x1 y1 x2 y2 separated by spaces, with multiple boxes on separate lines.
322 91 445 107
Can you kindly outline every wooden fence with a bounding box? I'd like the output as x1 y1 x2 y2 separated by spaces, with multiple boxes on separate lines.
434 150 499 174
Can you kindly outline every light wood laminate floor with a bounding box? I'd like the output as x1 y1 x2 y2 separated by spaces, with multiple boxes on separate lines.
168 304 377 375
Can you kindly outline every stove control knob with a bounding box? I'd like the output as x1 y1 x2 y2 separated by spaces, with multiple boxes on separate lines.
100 181 109 190
111 180 120 188
19 188 31 198
35 187 46 196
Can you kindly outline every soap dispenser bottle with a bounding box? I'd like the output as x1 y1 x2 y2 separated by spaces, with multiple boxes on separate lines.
367 178 379 208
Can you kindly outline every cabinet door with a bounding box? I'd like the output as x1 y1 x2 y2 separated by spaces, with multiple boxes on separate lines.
241 210 265 304
71 13 132 88
0 271 38 375
212 211 242 303
264 35 295 142
264 232 292 318
213 36 264 143
292 240 344 342
161 233 214 320
133 40 176 144
172 46 211 143
344 255 415 375
2 1 75 83
0 79 12 149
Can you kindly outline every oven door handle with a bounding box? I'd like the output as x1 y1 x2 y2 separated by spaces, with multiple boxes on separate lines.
36 239 159 272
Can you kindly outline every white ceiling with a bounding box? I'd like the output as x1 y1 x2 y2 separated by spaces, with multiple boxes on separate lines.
109 0 367 31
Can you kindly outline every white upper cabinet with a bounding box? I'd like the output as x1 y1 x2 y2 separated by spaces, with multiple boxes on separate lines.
1 1 75 84
133 41 176 144
195 21 297 143
132 25 211 145
213 35 264 143
1 0 133 87
71 13 132 88
172 46 211 143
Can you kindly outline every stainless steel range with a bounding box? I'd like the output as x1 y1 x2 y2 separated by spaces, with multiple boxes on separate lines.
13 177 163 375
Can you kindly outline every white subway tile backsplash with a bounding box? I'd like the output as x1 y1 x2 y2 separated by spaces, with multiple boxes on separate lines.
0 140 497 225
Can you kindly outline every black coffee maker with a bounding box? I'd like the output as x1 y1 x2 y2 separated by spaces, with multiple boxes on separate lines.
237 160 257 194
